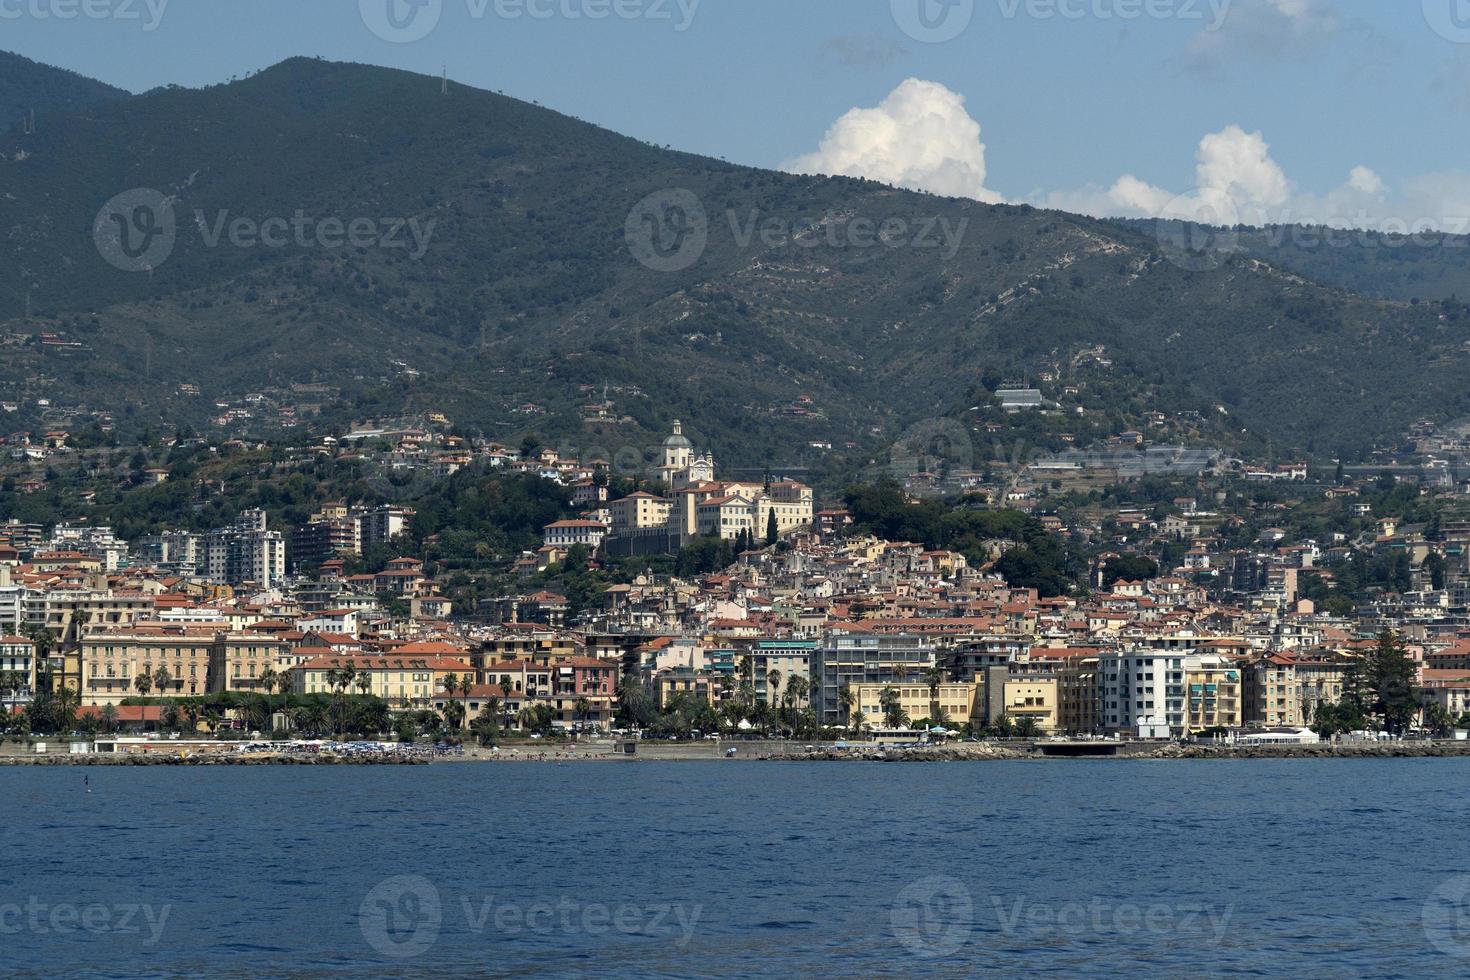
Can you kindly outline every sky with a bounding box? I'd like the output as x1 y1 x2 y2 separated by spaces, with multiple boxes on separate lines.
5 0 1470 229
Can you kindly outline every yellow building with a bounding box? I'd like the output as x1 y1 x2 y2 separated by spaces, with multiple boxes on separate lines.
1001 676 1060 733
608 492 673 533
1184 661 1243 732
656 670 728 708
80 624 222 706
293 653 471 709
211 633 290 696
850 681 983 728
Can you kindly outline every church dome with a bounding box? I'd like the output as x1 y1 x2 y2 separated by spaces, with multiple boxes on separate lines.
663 421 693 449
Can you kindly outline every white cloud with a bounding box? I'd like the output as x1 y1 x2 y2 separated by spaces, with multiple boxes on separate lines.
786 81 1470 235
782 78 1003 204
1040 125 1470 235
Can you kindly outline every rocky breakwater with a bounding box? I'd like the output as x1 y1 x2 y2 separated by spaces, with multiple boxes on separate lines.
0 752 428 766
1143 741 1470 760
763 743 1032 762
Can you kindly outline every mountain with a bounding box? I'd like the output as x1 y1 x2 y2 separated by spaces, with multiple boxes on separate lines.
3 56 1469 473
0 51 129 133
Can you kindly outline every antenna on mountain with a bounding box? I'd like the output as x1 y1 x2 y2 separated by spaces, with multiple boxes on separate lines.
22 109 34 135
441 67 448 96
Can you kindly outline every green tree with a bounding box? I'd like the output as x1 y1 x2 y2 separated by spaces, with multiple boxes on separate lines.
1368 630 1419 735
878 687 907 728
766 509 778 546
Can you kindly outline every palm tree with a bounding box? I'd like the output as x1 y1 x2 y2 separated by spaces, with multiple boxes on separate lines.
152 666 172 702
785 676 809 735
355 671 372 699
441 699 465 732
924 666 944 728
851 710 867 739
56 686 79 733
574 696 592 731
100 703 119 734
838 683 856 732
766 668 781 713
269 671 293 732
879 686 907 729
133 671 152 703
260 667 279 730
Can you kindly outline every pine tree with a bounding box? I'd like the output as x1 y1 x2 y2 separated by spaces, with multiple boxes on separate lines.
1368 630 1419 735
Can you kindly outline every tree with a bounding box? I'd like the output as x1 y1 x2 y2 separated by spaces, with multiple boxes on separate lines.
924 666 944 725
784 676 809 734
1100 555 1159 587
878 687 907 728
440 699 466 733
133 671 152 703
1368 630 1418 735
1423 701 1453 739
838 684 855 730
151 666 172 703
766 669 781 714
766 509 778 546
470 710 501 746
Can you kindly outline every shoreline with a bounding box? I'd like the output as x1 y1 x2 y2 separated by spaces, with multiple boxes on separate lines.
5 741 1470 764
761 742 1470 762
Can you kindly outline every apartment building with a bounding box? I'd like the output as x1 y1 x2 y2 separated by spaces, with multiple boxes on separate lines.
811 633 936 726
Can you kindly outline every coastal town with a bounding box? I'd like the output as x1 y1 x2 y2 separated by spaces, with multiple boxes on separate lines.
3 414 1470 756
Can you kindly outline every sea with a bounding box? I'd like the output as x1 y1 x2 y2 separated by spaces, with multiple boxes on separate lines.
3 759 1468 977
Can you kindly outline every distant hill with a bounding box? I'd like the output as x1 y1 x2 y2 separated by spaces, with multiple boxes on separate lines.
2 56 1469 470
0 50 129 133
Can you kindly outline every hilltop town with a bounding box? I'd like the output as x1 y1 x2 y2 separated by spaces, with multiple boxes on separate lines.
2 414 1469 750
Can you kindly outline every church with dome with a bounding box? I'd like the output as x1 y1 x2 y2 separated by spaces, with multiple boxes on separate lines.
593 421 815 557
656 420 716 489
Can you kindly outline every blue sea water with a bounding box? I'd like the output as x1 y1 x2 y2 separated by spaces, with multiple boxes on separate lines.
3 759 1469 978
